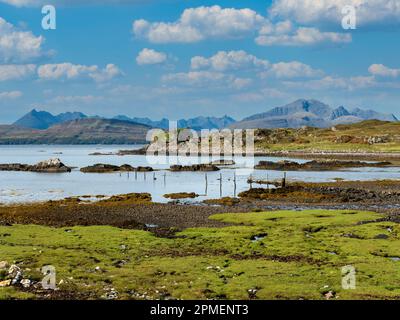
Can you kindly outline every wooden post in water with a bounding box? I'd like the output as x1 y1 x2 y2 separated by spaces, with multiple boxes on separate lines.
135 170 137 180
249 175 253 189
205 173 208 195
266 173 269 190
282 172 286 188
144 172 146 181
233 171 237 197
219 173 222 197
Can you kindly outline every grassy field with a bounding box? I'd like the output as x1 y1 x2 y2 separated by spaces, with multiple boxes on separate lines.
255 120 400 153
1 209 400 300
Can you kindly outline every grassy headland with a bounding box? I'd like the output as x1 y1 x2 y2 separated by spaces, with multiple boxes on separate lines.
254 120 400 154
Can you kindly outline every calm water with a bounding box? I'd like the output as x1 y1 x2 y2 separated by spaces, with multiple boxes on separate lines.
0 145 399 204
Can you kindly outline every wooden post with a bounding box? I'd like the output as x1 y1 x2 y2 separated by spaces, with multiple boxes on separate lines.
205 173 208 195
282 172 286 188
233 171 237 197
249 175 253 189
135 170 137 180
219 173 222 197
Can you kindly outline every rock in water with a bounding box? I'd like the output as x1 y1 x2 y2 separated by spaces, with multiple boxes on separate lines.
170 164 220 172
0 158 71 173
32 158 71 173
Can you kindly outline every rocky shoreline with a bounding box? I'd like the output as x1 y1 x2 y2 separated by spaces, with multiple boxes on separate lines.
115 146 400 162
0 180 399 230
254 159 393 171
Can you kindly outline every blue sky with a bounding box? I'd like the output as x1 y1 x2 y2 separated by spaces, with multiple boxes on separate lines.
0 0 399 123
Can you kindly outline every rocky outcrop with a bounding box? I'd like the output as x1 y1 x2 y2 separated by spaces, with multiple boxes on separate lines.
0 158 71 173
170 164 220 172
255 160 392 171
334 134 391 144
210 159 235 166
164 192 199 199
80 163 153 173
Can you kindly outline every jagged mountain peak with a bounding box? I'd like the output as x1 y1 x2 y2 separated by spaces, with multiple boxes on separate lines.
232 99 398 129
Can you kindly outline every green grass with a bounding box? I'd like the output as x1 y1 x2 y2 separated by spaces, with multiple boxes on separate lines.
1 209 400 300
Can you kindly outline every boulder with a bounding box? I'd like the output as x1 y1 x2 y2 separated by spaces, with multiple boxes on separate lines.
164 192 199 199
0 158 71 173
81 164 154 173
31 158 71 172
0 280 11 287
81 164 121 173
0 261 9 270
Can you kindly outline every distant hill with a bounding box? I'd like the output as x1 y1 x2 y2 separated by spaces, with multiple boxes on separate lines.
14 109 87 130
113 115 236 130
0 118 150 144
231 99 398 129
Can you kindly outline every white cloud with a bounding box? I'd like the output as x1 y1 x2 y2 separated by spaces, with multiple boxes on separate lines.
136 48 167 65
89 64 122 82
37 63 122 82
132 5 352 47
1 0 144 6
50 95 103 104
284 75 377 91
191 50 269 71
256 26 351 46
0 17 45 62
0 64 36 81
190 50 321 79
0 90 22 99
233 88 287 102
232 77 253 89
162 70 251 90
269 0 400 27
268 61 324 78
133 5 266 43
368 64 400 77
162 71 227 87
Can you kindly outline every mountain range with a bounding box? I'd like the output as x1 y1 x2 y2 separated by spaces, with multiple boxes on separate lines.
13 110 236 131
10 99 398 132
113 115 236 131
14 109 87 130
230 99 398 129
